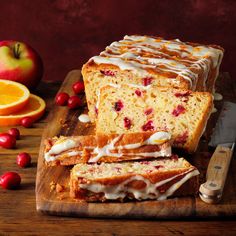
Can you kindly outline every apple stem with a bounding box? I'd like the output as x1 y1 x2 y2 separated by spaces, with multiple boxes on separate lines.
13 43 20 59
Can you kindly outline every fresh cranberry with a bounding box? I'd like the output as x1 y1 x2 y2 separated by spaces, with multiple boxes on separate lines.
172 105 186 117
100 70 115 76
21 117 34 128
135 89 142 97
0 133 16 149
72 81 85 94
124 117 132 129
114 100 124 111
142 120 155 131
0 172 21 189
68 96 83 109
8 128 20 140
174 131 189 145
174 91 191 97
143 77 152 86
55 92 69 106
144 108 153 115
16 152 31 168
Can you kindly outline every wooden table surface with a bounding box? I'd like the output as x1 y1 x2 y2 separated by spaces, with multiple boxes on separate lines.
1 71 236 236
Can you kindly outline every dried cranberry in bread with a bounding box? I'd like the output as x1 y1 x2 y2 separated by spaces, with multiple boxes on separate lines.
70 156 199 202
44 131 172 166
96 85 213 153
82 35 223 122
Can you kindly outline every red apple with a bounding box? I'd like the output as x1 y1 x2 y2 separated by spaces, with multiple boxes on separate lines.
0 40 43 90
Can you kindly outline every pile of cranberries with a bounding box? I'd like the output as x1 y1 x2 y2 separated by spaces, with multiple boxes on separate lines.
55 81 84 109
0 127 32 190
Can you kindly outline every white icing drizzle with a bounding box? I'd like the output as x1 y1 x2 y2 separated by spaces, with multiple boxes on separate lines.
44 131 171 163
145 131 171 144
90 35 223 90
102 50 197 88
78 169 199 200
44 139 77 162
213 92 223 101
66 151 83 157
89 135 123 163
78 114 91 123
211 106 217 113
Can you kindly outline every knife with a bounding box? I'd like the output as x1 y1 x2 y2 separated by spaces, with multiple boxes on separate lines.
199 102 236 204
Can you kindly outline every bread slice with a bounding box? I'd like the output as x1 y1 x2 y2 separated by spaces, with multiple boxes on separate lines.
44 131 172 166
70 156 199 202
96 85 213 153
82 35 223 122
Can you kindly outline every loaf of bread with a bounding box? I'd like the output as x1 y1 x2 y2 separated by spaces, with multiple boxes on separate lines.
96 85 213 153
70 156 199 202
44 131 172 166
82 35 223 122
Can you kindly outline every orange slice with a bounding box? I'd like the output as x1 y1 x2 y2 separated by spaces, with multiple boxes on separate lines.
0 79 30 115
0 94 46 126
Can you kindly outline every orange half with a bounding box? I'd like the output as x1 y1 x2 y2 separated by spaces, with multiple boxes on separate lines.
0 79 30 115
0 94 46 126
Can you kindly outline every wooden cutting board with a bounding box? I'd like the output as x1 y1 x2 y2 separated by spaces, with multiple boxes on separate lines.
36 70 236 218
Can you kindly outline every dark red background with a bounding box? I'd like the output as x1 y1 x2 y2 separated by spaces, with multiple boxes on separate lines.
0 0 236 82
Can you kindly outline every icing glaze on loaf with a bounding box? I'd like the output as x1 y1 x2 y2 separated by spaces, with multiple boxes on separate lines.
90 35 223 90
78 114 91 123
44 139 78 162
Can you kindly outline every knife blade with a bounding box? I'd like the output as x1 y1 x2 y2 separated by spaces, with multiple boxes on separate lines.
199 102 236 204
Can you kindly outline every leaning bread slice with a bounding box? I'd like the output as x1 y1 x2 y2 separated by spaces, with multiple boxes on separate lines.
44 131 172 166
96 85 213 153
70 156 199 202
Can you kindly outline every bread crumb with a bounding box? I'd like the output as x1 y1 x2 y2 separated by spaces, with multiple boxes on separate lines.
57 194 66 200
56 183 65 193
50 181 56 192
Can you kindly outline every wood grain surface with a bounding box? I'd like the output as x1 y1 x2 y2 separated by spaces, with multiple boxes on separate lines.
1 70 236 236
35 70 236 219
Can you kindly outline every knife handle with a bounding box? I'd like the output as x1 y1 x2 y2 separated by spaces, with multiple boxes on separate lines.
199 145 233 204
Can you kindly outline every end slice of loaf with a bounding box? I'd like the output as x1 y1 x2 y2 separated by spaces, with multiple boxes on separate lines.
70 156 199 202
44 131 172 166
96 85 213 153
